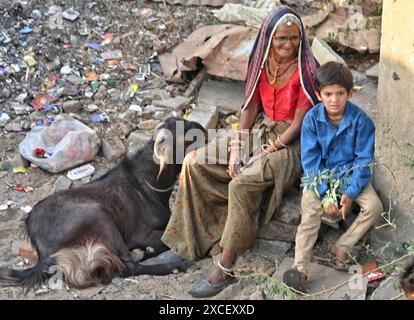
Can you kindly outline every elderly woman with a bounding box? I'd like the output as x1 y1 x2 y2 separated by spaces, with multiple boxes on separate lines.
161 5 319 298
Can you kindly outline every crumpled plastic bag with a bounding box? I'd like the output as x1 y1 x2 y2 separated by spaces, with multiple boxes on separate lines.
19 114 100 173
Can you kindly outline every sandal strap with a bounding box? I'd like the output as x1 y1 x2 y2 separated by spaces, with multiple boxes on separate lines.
332 256 349 267
217 260 233 273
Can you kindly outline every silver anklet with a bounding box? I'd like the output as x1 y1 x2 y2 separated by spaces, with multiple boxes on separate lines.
217 260 233 273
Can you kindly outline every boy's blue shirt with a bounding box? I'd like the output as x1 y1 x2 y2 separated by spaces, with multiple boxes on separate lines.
301 100 375 200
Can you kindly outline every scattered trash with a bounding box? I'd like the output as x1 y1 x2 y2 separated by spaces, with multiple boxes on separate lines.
101 50 123 60
225 114 239 129
0 32 11 44
90 113 110 123
129 104 143 112
12 166 27 174
85 42 101 51
33 148 52 159
135 65 151 81
31 94 55 110
18 27 33 34
67 163 95 180
360 262 386 282
0 112 11 125
14 185 34 192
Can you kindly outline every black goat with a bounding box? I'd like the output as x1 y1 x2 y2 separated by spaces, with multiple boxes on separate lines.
0 117 206 289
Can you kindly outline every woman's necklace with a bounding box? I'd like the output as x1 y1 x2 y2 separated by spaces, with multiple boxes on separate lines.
266 53 297 87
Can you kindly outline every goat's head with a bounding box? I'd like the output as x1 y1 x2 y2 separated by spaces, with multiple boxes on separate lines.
153 117 206 181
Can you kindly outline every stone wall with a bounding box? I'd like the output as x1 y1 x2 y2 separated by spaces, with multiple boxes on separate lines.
372 0 414 251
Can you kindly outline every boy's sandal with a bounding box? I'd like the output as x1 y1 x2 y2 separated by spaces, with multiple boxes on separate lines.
328 255 351 272
282 269 307 294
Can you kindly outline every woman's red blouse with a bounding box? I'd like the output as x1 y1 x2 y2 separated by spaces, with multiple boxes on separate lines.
250 68 312 121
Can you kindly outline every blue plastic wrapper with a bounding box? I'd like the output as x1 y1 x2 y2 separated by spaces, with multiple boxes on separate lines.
19 27 33 34
89 113 109 123
85 43 101 51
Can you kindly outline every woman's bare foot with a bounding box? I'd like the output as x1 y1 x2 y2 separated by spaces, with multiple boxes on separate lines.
208 267 231 285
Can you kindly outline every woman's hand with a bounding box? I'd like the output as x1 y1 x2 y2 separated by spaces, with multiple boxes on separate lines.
227 147 242 179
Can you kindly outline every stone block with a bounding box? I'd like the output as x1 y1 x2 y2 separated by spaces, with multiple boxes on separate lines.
370 275 407 300
251 239 292 263
366 63 379 82
272 257 367 300
54 175 73 191
126 130 153 155
102 136 127 162
274 193 302 225
153 96 191 111
258 219 297 242
197 80 245 113
311 37 347 67
187 104 218 130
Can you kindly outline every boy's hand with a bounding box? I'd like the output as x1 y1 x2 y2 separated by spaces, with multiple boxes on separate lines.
324 203 339 216
338 194 353 220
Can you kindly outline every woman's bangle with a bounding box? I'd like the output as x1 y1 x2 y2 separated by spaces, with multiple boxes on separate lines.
230 139 244 145
277 134 288 148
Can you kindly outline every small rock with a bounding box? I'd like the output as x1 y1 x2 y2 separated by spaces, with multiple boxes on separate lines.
128 104 143 112
127 130 152 154
84 104 99 113
102 136 127 162
67 74 84 86
31 9 43 19
21 206 32 214
187 104 218 130
137 119 160 130
5 121 23 132
34 287 52 295
62 8 80 21
0 204 8 211
62 100 82 113
7 153 29 169
370 275 406 300
366 63 379 82
249 288 265 300
80 176 91 184
60 65 72 75
54 175 73 191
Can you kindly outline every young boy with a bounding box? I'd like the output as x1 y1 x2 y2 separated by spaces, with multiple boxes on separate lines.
283 62 384 292
400 259 414 300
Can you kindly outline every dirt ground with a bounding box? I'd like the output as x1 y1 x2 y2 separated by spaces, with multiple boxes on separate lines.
0 0 383 300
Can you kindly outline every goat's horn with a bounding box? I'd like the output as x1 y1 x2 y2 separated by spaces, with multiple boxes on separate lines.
157 148 167 182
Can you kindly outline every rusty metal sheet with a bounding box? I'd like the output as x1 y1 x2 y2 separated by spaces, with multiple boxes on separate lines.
159 24 257 82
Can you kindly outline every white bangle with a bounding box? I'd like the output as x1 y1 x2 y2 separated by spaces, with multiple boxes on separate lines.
217 260 233 273
277 134 288 148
